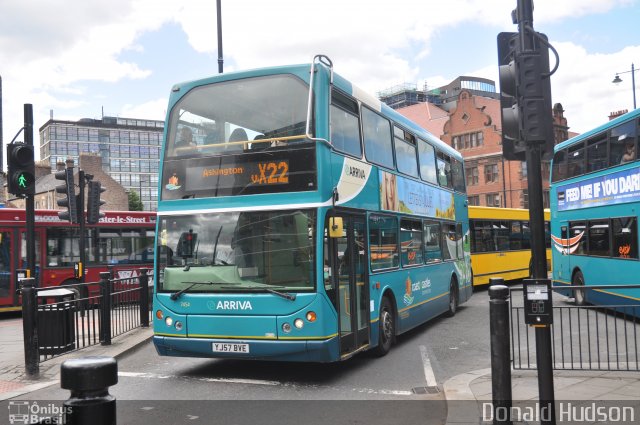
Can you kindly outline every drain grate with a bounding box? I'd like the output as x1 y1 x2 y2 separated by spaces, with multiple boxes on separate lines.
412 386 440 394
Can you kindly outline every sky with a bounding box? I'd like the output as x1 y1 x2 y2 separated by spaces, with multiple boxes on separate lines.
1 0 639 164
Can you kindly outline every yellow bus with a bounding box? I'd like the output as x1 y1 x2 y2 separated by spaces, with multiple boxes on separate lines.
469 206 551 287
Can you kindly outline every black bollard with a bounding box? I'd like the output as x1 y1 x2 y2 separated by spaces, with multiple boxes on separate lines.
62 356 118 425
21 277 39 377
100 272 112 345
489 284 512 425
139 269 149 328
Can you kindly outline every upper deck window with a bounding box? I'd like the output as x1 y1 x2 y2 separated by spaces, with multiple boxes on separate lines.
161 75 317 199
330 90 362 157
165 74 310 160
418 140 438 185
362 107 394 169
610 120 637 166
393 126 418 177
552 118 640 182
436 151 453 189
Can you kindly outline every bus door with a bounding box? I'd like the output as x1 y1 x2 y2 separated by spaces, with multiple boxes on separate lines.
329 213 370 355
558 221 571 280
0 229 16 307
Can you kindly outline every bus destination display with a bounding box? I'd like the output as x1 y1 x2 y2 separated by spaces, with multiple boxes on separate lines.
161 147 316 199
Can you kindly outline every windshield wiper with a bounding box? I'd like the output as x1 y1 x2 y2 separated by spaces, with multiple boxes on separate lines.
264 287 297 301
170 281 227 300
220 285 296 301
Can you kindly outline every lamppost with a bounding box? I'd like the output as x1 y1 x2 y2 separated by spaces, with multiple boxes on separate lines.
612 63 637 110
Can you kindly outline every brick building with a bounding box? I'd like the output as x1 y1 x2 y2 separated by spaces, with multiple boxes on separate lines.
396 88 577 209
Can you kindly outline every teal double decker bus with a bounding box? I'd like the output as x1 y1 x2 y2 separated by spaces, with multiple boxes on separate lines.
152 55 472 362
550 108 640 308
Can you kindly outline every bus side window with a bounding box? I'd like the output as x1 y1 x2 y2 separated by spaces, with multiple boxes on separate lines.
436 152 453 189
613 217 638 259
567 142 585 178
330 90 362 157
551 150 567 182
610 120 637 166
423 220 442 263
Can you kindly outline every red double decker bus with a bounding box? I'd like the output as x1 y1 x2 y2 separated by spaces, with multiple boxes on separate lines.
0 209 156 311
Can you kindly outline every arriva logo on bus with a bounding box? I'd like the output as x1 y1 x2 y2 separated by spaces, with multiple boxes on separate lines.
216 301 253 310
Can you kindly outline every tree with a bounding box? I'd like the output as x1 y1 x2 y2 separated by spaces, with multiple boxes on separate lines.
128 190 144 211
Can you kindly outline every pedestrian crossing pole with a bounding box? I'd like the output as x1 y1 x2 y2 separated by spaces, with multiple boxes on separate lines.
24 104 36 288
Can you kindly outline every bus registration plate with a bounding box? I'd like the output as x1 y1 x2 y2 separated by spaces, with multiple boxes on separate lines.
212 343 249 353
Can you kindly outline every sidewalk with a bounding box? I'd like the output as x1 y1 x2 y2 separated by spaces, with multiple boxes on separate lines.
3 314 640 422
0 315 153 401
443 367 640 424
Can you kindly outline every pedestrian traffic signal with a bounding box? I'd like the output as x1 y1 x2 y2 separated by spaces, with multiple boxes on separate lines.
55 167 78 223
7 142 36 196
86 180 106 224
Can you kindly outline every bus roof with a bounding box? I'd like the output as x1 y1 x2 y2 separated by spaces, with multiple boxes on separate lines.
168 60 462 162
555 108 640 152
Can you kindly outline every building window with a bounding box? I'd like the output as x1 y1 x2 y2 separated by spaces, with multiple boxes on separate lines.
486 193 500 207
466 166 478 186
452 131 483 150
484 163 499 183
468 195 480 206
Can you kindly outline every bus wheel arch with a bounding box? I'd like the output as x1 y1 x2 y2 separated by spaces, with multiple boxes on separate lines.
373 290 396 357
572 268 587 306
446 274 459 317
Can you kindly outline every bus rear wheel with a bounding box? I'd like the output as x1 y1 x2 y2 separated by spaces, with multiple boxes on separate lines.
446 280 459 317
573 270 587 306
374 296 394 357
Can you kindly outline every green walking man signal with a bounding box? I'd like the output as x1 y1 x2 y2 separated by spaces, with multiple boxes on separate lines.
7 142 36 196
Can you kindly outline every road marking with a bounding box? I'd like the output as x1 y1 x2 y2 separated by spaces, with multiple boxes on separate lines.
118 371 280 386
118 371 415 396
419 345 438 388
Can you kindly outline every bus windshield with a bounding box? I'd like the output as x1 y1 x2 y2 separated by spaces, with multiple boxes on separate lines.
157 210 315 293
164 74 311 160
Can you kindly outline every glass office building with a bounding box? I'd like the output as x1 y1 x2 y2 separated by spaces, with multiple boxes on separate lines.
39 116 163 211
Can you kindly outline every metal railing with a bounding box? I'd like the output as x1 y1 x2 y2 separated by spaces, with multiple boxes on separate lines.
510 285 640 371
20 269 152 377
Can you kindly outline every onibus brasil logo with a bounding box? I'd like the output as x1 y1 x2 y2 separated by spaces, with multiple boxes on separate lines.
8 401 72 424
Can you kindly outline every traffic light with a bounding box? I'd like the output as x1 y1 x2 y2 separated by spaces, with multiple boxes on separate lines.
55 167 78 223
520 34 555 160
86 180 106 224
497 32 525 161
7 142 36 196
498 31 555 161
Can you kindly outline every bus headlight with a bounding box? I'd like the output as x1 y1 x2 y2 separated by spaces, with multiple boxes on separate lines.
306 311 317 322
175 321 183 331
282 322 292 333
165 316 173 327
294 318 304 329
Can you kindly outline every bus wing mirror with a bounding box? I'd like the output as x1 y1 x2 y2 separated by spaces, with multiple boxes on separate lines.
329 217 343 238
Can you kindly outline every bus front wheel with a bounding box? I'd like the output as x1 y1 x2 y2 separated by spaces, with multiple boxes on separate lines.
374 296 394 357
572 271 587 306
